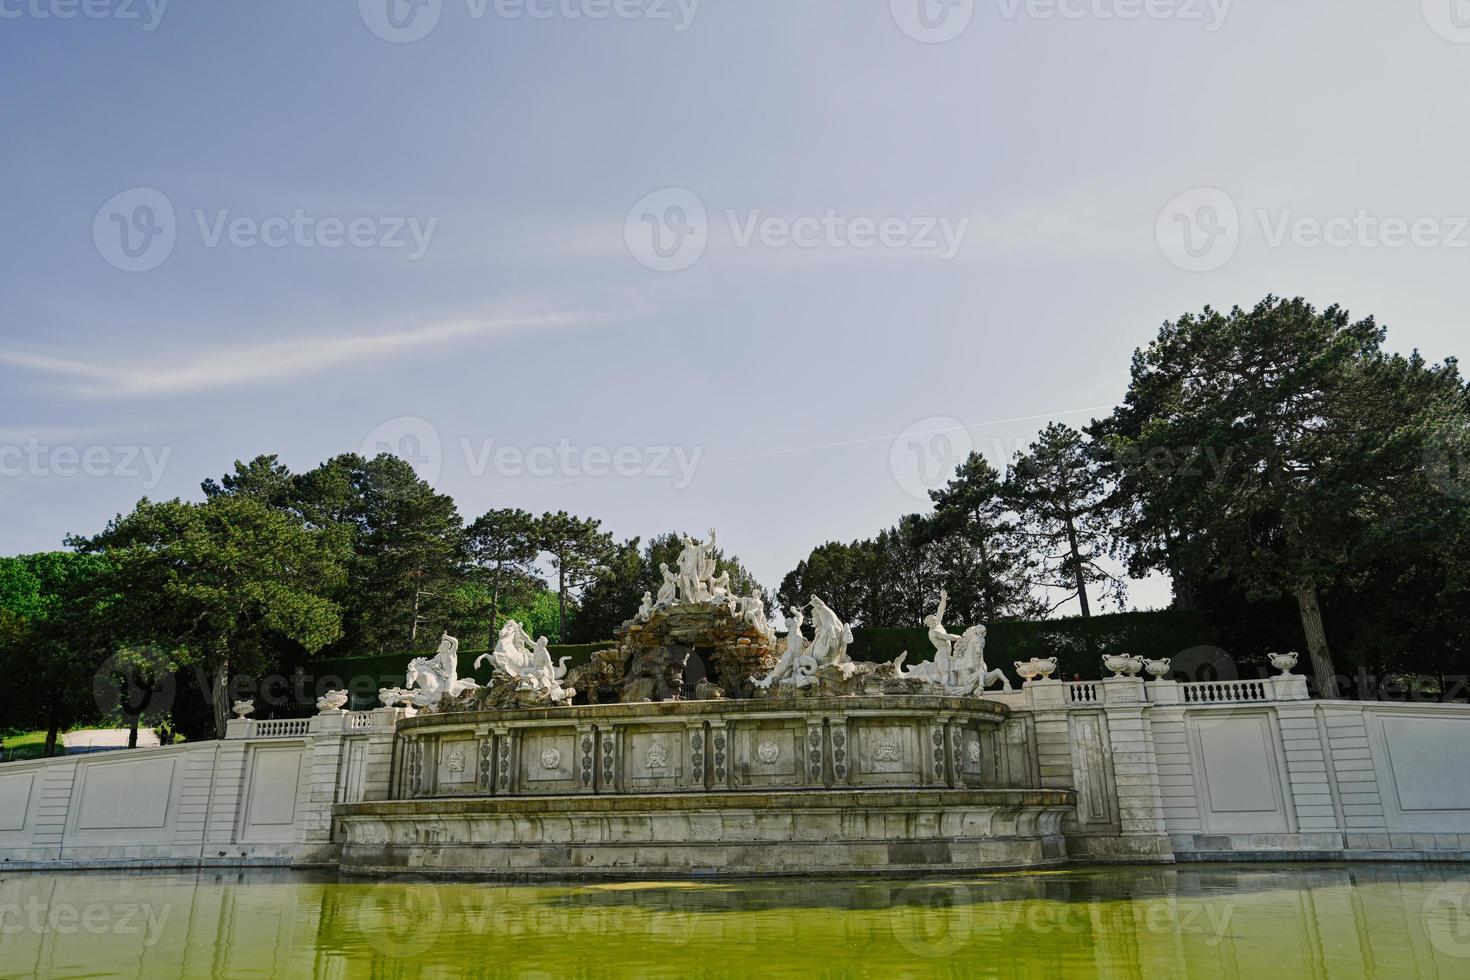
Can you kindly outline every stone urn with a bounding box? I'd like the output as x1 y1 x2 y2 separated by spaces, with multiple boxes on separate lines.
1143 658 1172 680
1269 651 1300 676
1014 659 1041 682
1102 654 1145 678
316 689 349 713
231 699 255 719
1031 657 1059 680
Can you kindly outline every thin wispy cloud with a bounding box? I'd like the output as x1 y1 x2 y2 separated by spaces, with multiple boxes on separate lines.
0 306 613 399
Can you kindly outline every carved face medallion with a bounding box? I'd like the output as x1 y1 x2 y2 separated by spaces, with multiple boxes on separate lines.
645 739 669 770
541 747 562 771
872 731 901 763
756 740 780 765
446 749 467 773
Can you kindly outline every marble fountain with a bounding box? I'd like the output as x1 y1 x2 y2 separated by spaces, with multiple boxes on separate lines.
336 530 1075 876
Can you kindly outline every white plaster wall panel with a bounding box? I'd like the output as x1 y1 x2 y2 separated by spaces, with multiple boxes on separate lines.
0 771 35 832
1326 710 1387 830
1067 712 1119 830
1275 707 1339 831
1363 708 1470 831
1190 712 1288 833
239 745 304 842
74 755 176 832
1150 711 1200 830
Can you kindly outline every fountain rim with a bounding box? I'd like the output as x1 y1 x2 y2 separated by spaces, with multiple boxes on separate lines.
394 694 1011 732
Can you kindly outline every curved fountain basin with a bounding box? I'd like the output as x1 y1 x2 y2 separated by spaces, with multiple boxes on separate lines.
336 788 1076 877
335 696 1076 877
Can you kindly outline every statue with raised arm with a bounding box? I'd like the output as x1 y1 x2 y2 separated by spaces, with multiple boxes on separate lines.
924 589 964 679
475 620 575 704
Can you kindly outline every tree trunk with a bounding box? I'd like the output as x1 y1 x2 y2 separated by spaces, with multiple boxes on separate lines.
557 553 567 638
1062 508 1092 618
127 711 140 749
44 719 59 758
211 657 231 739
1293 582 1339 698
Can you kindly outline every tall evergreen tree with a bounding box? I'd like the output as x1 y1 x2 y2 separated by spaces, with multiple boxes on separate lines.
537 512 615 638
1007 423 1124 617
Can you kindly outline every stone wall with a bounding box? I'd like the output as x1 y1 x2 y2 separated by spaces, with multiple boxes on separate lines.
8 675 1470 873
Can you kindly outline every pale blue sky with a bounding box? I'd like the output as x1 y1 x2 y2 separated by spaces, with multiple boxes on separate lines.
3 1 1468 612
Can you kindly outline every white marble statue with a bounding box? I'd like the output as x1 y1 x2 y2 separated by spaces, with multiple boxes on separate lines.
752 606 811 689
656 563 678 608
671 529 723 604
475 620 575 704
807 595 855 673
636 591 654 622
403 632 480 708
896 595 1011 694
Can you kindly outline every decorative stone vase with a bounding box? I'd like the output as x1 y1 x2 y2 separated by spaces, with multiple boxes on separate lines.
1143 658 1172 680
1269 651 1300 676
1101 654 1144 678
1031 657 1059 680
231 699 255 719
1014 659 1041 682
316 689 349 713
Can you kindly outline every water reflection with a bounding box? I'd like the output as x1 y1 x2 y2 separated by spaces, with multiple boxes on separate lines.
1 864 1468 978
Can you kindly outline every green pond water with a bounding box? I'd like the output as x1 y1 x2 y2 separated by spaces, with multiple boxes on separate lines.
2 864 1469 978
